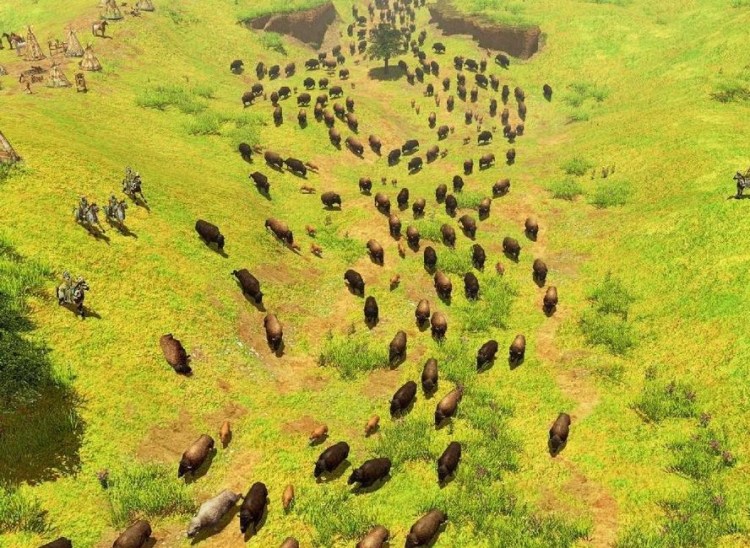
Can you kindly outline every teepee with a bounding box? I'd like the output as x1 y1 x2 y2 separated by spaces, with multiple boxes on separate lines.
24 26 46 61
64 28 84 57
46 62 71 87
0 65 7 76
79 45 102 71
136 0 155 11
102 0 123 20
0 132 20 164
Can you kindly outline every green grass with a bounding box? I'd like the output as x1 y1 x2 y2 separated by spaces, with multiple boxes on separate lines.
561 155 594 176
376 416 435 465
0 486 48 534
633 379 698 422
669 426 735 480
318 331 389 379
297 485 377 546
454 275 518 332
590 180 632 208
546 178 584 200
135 85 210 114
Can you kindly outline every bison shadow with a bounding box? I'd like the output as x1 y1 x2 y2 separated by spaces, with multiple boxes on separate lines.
365 317 379 330
417 319 429 333
286 169 307 179
308 434 329 447
461 229 476 241
533 276 546 289
60 302 101 320
506 158 515 166
352 473 392 495
265 161 284 173
184 448 217 484
477 357 496 373
86 228 111 245
438 472 457 489
269 339 285 358
390 397 415 418
434 417 455 431
437 294 452 306
243 504 269 541
346 286 365 298
543 305 557 318
525 231 537 242
503 250 519 263
408 241 420 252
368 66 405 81
508 355 525 370
238 291 265 312
317 460 351 483
347 148 364 159
548 438 567 457
189 503 239 545
389 354 406 369
256 189 272 202
729 194 750 200
330 141 342 150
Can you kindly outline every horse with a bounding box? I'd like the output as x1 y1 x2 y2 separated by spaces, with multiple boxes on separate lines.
734 171 750 198
123 176 147 204
104 198 127 226
57 279 90 318
92 21 108 38
74 202 105 233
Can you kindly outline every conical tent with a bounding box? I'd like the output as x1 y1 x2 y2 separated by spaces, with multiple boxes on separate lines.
136 0 155 11
102 0 123 20
46 62 71 87
0 132 20 164
64 28 84 57
24 26 46 61
79 45 102 71
0 65 7 76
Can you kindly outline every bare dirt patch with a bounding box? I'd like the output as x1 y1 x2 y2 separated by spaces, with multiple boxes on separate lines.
135 408 197 463
362 367 402 399
243 1 338 49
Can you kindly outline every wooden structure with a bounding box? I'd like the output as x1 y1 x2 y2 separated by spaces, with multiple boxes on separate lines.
48 38 66 57
75 73 87 93
19 65 47 84
0 132 20 164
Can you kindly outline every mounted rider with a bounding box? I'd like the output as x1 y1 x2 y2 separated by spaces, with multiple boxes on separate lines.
75 196 89 219
58 271 85 304
734 168 750 198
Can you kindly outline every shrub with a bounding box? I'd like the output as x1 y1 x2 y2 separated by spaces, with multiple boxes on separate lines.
633 379 698 422
436 248 473 275
107 463 194 527
376 416 434 464
136 85 208 114
185 111 229 136
456 191 486 209
590 180 631 208
435 337 476 385
454 276 518 333
579 310 636 354
315 225 365 264
259 32 287 55
561 156 593 176
298 485 376 545
588 273 634 318
0 485 47 534
547 178 583 200
669 428 735 480
191 84 216 99
711 82 750 103
318 331 388 379
414 216 444 242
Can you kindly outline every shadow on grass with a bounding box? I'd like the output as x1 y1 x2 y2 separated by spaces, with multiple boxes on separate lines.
367 66 405 81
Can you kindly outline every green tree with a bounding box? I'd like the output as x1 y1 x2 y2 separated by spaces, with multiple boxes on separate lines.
367 24 405 72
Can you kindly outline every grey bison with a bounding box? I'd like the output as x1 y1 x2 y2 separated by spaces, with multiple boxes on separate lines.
431 311 447 339
533 259 548 285
435 385 463 425
509 334 526 364
422 358 439 394
434 271 452 300
437 442 461 483
406 510 447 548
364 296 379 325
389 330 407 365
458 215 477 238
416 299 431 326
543 286 558 314
113 520 152 548
160 333 191 375
357 525 390 548
195 220 225 250
477 340 498 369
464 272 479 300
265 218 294 245
549 413 571 455
503 236 521 261
367 239 384 264
493 179 510 196
441 223 456 247
187 490 240 538
314 441 350 478
239 482 268 534
344 269 365 296
348 458 391 488
179 435 214 478
232 269 263 304
390 380 417 416
472 244 486 270
264 314 283 351
321 191 342 208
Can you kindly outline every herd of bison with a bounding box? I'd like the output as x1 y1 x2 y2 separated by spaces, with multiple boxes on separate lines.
43 1 574 547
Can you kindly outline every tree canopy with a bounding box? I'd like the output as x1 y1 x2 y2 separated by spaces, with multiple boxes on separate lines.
367 24 405 71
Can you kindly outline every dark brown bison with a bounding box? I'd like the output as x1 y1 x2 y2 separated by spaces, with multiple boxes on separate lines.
479 153 495 169
543 286 558 314
375 192 391 214
437 125 450 139
239 482 268 534
368 134 382 154
344 269 365 296
434 271 452 300
178 435 214 478
415 299 431 326
321 191 342 208
324 110 336 127
446 95 455 111
464 272 479 300
364 295 379 325
431 311 447 339
390 380 417 415
458 215 477 238
412 197 426 217
433 42 446 53
478 130 493 145
329 85 343 97
501 107 510 125
422 358 438 393
195 220 225 250
435 385 463 425
493 179 510 196
516 123 525 136
543 83 553 100
265 218 294 245
549 413 571 455
281 538 300 548
346 113 358 132
113 520 152 548
303 76 315 88
285 157 307 176
232 269 263 304
506 148 516 164
452 175 464 193
238 142 252 162
426 145 439 163
477 340 498 369
357 525 390 548
359 177 372 194
273 105 283 125
514 86 525 102
388 213 401 238
160 333 191 375
40 538 73 548
298 109 307 126
388 148 401 165
329 127 342 147
509 334 526 364
437 442 461 483
264 150 284 169
435 183 448 203
242 91 255 107
533 259 548 285
502 84 510 103
408 156 423 172
518 101 527 120
389 330 407 365
464 158 474 175
428 112 436 128
490 97 498 116
478 197 492 219
264 314 284 351
402 139 419 154
503 236 521 261
440 224 456 247
423 245 437 270
314 441 350 478
346 97 355 112
397 187 410 209
445 194 458 216
406 225 420 248
346 136 364 156
348 458 391 488
406 510 447 548
525 217 539 239
472 244 486 270
366 239 384 264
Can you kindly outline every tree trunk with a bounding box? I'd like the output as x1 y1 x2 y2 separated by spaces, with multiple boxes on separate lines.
384 56 390 73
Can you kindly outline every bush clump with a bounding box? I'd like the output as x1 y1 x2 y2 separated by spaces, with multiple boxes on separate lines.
376 416 434 465
454 276 518 333
135 85 208 114
590 181 631 208
0 485 48 534
298 485 376 546
561 156 594 176
318 331 388 379
633 379 698 422
547 178 584 200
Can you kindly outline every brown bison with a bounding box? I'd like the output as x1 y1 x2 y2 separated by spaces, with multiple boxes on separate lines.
357 525 390 548
113 520 152 548
437 125 450 139
388 213 402 238
434 271 452 300
281 538 300 548
367 239 384 264
477 340 498 369
431 311 448 339
412 197 426 217
525 217 539 239
178 435 214 478
445 194 458 217
284 157 307 176
464 272 479 300
346 136 364 156
509 334 526 364
416 299 431 326
397 187 410 209
506 148 516 164
441 224 456 247
321 191 342 208
464 158 474 175
239 482 268 535
265 218 294 245
232 269 263 304
364 296 379 325
435 183 448 203
368 135 382 154
389 330 407 365
533 259 548 285
390 380 417 415
493 179 510 196
435 385 463 425
314 441 350 478
478 197 492 218
503 236 521 261
41 538 73 548
348 457 391 488
472 243 486 269
422 358 439 393
160 333 191 375
238 142 252 162
406 225 420 248
458 215 477 238
406 510 448 547
375 192 391 214
329 127 342 147
479 153 495 169
408 156 423 172
195 220 225 250
388 148 401 165
344 269 365 296
264 150 284 169
543 286 558 314
452 175 464 193
543 83 553 100
437 442 461 483
426 145 440 163
549 413 571 455
264 314 284 351
359 177 372 194
424 246 438 271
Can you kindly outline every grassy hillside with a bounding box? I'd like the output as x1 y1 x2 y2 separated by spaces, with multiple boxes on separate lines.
1 0 749 546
